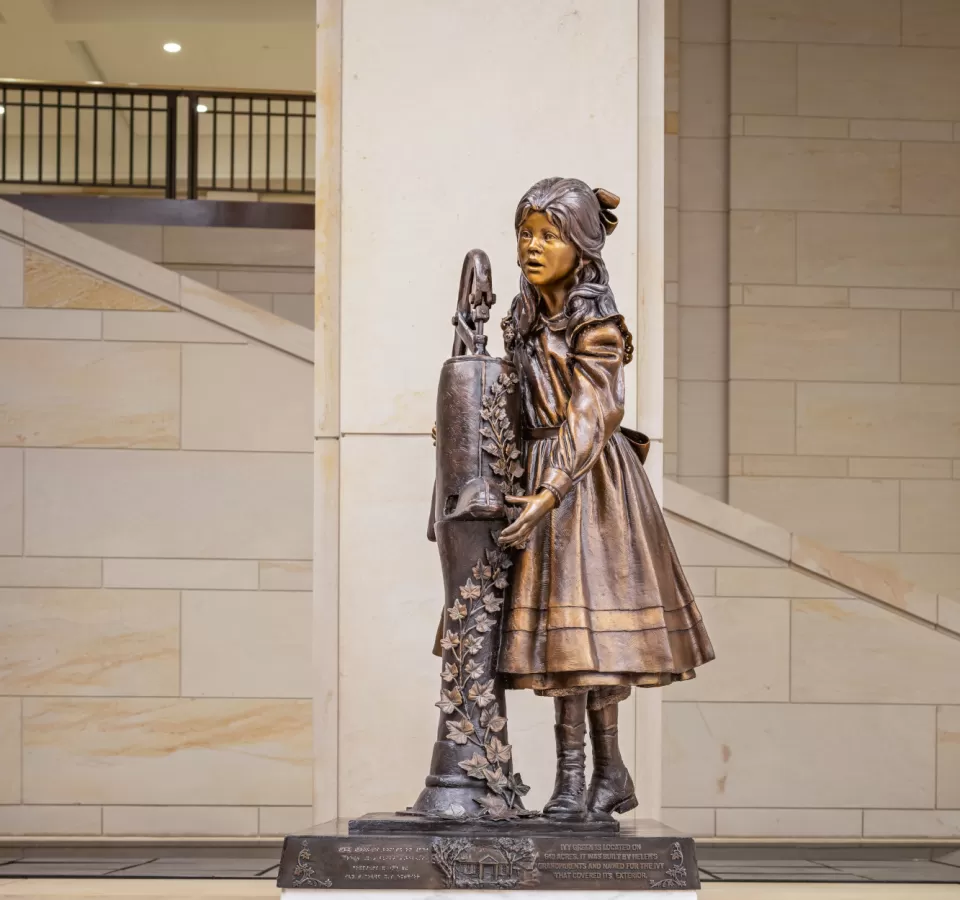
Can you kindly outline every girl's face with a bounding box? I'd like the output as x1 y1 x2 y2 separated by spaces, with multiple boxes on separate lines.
517 211 578 288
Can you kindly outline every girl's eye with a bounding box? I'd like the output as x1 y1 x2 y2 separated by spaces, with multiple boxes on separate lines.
519 230 531 240
544 233 556 242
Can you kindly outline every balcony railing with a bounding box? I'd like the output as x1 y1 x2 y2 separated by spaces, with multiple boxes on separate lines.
0 81 315 200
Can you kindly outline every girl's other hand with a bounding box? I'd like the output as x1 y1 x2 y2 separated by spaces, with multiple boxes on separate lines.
498 490 557 549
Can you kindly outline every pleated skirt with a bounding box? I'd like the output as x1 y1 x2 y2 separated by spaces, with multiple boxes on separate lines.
499 431 715 693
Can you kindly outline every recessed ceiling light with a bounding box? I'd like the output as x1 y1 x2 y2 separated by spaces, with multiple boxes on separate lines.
196 104 208 113
163 42 181 53
0 106 5 116
87 80 103 85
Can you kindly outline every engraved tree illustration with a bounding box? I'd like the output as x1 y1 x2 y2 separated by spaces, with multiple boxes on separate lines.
431 837 471 886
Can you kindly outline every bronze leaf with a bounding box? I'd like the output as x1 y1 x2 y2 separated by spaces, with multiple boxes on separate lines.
484 715 507 733
441 662 459 683
439 630 460 651
486 737 512 764
509 772 531 796
479 702 500 726
473 612 494 633
457 752 490 779
448 600 468 622
461 634 484 656
475 794 511 817
467 679 496 708
483 765 510 792
445 719 474 745
481 593 504 613
459 580 482 601
463 659 484 681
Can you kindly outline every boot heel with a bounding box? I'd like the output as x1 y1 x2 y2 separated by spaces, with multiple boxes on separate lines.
613 794 638 815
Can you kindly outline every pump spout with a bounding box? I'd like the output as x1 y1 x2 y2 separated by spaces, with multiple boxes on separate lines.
451 249 496 357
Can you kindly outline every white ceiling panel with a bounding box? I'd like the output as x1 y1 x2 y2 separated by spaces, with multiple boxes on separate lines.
0 0 313 91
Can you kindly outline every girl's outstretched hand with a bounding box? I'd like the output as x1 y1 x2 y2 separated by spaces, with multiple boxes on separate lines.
498 490 557 549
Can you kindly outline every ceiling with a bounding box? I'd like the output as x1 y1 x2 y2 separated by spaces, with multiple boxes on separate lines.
0 0 315 92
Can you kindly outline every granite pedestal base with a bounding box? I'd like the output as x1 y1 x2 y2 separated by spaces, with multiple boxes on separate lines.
278 819 699 893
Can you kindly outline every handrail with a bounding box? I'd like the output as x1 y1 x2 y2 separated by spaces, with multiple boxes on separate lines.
663 479 960 639
0 77 314 99
0 81 316 200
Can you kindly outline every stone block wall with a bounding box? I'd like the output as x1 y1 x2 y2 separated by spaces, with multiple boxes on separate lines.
660 482 960 840
662 0 960 596
71 222 315 329
3 198 959 838
664 0 732 502
0 199 314 837
727 0 960 600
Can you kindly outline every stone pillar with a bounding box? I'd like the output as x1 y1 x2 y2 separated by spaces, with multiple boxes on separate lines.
315 0 660 819
313 0 342 825
634 0 666 822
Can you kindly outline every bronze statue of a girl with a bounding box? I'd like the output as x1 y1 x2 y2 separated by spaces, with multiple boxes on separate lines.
417 177 714 827
495 178 714 821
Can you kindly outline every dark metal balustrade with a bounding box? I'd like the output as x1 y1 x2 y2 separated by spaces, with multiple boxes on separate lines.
0 82 315 200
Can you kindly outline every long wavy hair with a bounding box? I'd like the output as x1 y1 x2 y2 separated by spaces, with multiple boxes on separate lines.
505 177 633 364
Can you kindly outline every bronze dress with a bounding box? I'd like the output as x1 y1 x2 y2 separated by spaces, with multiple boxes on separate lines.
499 304 714 697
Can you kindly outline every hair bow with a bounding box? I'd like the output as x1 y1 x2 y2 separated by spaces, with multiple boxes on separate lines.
594 187 620 235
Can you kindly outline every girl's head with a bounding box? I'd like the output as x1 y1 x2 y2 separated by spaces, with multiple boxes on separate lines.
508 177 631 361
514 178 618 292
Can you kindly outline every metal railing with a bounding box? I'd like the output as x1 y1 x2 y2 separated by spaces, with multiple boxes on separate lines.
0 81 315 199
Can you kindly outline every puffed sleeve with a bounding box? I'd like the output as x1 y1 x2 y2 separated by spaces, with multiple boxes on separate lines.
538 318 626 501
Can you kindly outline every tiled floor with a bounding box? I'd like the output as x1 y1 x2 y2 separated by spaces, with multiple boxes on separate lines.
0 849 281 880
0 844 956 897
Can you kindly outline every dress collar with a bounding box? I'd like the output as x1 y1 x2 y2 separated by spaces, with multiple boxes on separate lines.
540 309 569 332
